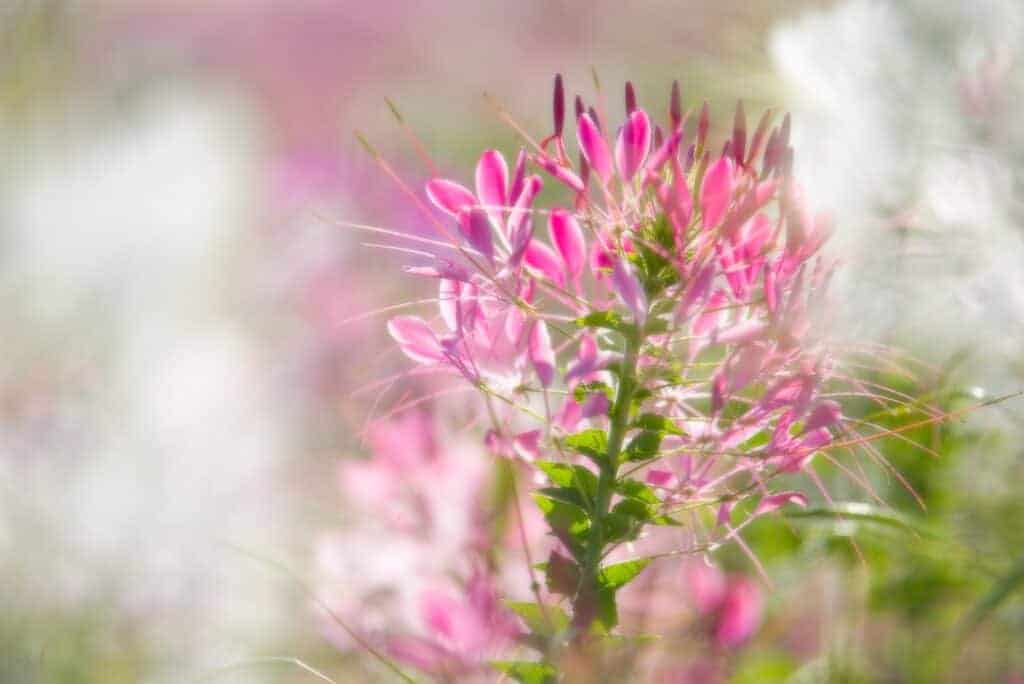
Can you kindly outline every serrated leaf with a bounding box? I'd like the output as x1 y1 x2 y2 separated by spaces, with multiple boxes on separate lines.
575 310 628 333
532 493 590 557
564 429 608 463
536 486 588 510
616 479 661 505
633 413 685 435
504 601 571 637
598 558 652 591
491 660 558 684
624 430 663 462
536 462 598 500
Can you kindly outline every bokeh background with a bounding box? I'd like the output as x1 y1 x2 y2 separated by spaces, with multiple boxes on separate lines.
1 1 1022 681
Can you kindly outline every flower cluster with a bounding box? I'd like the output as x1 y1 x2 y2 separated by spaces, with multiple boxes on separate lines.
381 75 847 678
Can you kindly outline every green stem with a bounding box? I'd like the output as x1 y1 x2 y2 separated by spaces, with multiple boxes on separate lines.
572 330 640 634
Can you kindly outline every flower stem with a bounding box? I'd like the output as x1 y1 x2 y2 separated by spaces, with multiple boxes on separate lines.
573 329 640 634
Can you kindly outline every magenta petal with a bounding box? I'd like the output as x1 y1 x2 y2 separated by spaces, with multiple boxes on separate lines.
529 321 556 387
614 108 652 182
753 491 808 516
475 149 509 228
803 400 842 432
701 156 734 229
387 316 445 364
439 278 460 331
715 578 762 649
524 239 565 286
577 113 613 183
549 209 586 282
533 155 585 193
507 175 543 265
458 208 495 263
612 259 647 326
426 178 476 217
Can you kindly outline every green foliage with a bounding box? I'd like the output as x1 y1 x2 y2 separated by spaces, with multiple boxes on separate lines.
491 660 558 684
563 429 608 464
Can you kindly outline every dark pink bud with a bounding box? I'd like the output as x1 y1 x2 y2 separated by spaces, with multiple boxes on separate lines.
747 108 774 166
553 73 566 137
625 81 637 114
574 95 585 120
587 106 601 131
780 112 791 147
670 80 682 129
731 100 747 165
697 101 710 149
653 124 664 150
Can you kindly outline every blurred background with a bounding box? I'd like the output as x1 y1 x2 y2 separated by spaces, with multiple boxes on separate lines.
1 1 1021 682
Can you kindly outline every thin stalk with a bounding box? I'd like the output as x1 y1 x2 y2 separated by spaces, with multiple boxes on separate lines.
572 329 640 634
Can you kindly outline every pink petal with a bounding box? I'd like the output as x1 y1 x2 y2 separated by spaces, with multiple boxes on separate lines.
753 491 808 516
507 175 543 264
676 264 714 323
458 208 494 263
701 157 734 229
426 179 476 217
715 578 762 648
577 112 613 183
580 392 609 419
475 149 509 229
646 469 676 488
524 239 566 286
614 108 652 182
549 209 586 282
529 320 556 387
533 155 585 193
612 259 647 326
685 563 727 614
803 400 842 432
388 316 445 364
439 278 461 331
509 149 527 205
513 429 542 462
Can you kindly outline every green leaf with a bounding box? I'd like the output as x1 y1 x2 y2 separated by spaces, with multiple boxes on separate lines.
959 554 1024 637
615 479 661 505
598 558 651 591
575 310 629 334
532 493 590 558
491 660 558 684
573 381 614 404
633 413 685 435
504 602 570 637
536 486 588 510
536 462 598 500
603 510 641 544
564 429 608 463
784 502 937 538
623 430 663 462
